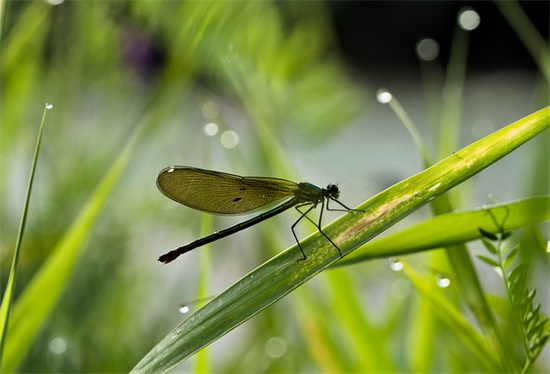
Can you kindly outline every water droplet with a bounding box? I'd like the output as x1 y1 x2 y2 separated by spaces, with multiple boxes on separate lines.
416 38 439 61
49 337 67 355
389 257 403 271
178 304 190 314
458 8 480 31
220 130 239 149
45 103 53 109
376 89 392 104
204 122 219 136
435 274 451 288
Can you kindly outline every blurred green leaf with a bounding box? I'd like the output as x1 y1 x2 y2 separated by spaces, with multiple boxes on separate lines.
476 255 500 268
167 1 363 138
324 269 394 371
481 236 499 255
1 125 142 372
508 264 528 296
503 245 519 269
403 264 501 371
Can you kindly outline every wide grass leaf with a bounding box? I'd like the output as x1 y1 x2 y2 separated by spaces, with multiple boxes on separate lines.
335 196 550 267
131 108 549 372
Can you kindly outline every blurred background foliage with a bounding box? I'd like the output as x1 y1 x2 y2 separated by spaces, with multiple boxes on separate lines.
0 0 548 372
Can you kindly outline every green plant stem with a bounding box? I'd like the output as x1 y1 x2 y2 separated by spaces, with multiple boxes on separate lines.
496 238 527 372
496 240 533 374
387 95 431 165
0 103 49 367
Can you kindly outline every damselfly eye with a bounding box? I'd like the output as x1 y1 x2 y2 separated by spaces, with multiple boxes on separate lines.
327 184 339 194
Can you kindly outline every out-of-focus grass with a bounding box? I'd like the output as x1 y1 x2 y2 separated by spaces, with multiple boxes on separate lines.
0 103 50 369
0 1 547 373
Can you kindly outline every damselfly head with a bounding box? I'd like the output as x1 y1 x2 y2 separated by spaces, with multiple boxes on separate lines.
325 183 340 198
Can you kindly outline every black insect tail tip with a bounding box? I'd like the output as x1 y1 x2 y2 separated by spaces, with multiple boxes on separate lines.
158 251 177 264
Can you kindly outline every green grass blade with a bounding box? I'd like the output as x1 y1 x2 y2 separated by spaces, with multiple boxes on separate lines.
428 14 513 368
293 287 349 371
494 0 550 83
385 93 432 165
293 270 395 372
324 269 395 371
0 104 50 368
403 263 502 371
335 196 550 267
438 20 470 159
131 108 550 372
0 1 51 75
0 124 142 372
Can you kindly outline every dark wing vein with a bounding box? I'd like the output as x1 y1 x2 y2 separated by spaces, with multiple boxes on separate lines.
156 166 298 215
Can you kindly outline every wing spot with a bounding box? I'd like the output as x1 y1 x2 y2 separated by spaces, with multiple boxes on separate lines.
233 197 242 202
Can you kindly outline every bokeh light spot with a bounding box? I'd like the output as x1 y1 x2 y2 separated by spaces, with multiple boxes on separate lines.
49 337 67 355
458 8 480 31
204 122 219 137
220 130 239 148
416 38 440 61
376 89 392 104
